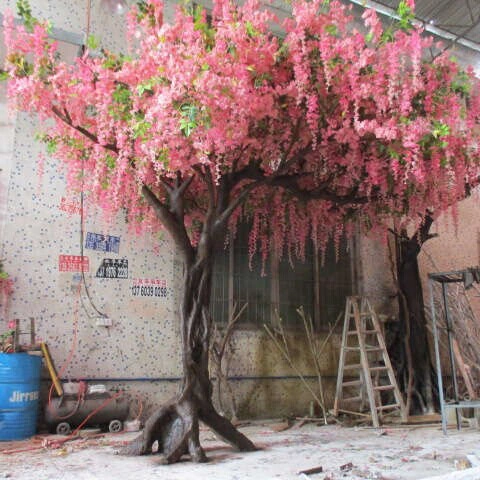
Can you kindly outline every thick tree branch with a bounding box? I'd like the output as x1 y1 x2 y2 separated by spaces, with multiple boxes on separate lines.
177 174 195 196
214 180 262 233
142 185 194 264
268 172 369 205
159 176 174 195
52 106 119 154
169 175 194 224
404 211 437 258
193 165 216 221
227 158 369 206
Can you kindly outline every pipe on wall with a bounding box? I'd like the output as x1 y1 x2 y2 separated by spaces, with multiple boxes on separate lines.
42 375 332 382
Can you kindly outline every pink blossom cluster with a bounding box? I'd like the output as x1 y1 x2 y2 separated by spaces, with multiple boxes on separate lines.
3 0 480 261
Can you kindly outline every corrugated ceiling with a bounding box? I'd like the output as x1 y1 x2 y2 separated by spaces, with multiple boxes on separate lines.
375 0 480 48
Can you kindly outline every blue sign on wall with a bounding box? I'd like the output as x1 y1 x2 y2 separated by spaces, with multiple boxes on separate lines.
85 232 120 254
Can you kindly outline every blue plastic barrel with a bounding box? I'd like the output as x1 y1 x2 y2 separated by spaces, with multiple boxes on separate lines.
0 353 42 441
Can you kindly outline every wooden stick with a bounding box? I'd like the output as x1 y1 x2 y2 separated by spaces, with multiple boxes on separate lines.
40 342 64 397
452 338 476 399
298 466 323 475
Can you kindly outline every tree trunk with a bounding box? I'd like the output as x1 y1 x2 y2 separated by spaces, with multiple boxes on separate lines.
387 219 436 415
121 245 256 463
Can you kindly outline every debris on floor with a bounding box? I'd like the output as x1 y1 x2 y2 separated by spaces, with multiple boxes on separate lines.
1 421 480 479
298 465 323 476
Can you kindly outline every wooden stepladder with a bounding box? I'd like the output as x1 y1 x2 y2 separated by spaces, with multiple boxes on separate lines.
333 296 407 427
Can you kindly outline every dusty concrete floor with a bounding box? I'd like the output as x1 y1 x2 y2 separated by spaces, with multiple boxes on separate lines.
1 421 480 480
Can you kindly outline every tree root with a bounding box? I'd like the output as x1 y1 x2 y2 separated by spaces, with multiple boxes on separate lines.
119 396 256 463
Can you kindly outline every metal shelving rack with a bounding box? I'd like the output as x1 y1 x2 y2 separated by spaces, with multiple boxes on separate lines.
428 267 480 434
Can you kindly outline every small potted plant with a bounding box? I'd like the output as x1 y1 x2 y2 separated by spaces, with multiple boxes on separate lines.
0 260 15 352
0 324 15 353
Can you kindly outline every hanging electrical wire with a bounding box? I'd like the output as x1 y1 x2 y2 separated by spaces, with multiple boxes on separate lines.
79 191 108 319
76 0 108 320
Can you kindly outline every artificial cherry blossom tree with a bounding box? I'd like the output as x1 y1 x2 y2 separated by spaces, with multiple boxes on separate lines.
3 0 480 463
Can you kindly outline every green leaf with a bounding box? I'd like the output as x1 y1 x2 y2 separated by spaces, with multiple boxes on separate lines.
17 0 37 33
35 133 59 155
105 154 116 170
324 24 338 36
192 4 215 50
7 53 34 77
451 70 472 97
432 121 450 139
86 34 100 51
109 83 133 120
397 0 415 31
245 20 260 38
359 65 374 76
112 84 131 104
46 139 58 155
158 148 169 167
132 120 152 139
101 53 131 71
380 27 395 44
179 103 199 137
136 0 156 26
254 72 272 88
0 70 9 82
387 147 400 159
137 78 155 95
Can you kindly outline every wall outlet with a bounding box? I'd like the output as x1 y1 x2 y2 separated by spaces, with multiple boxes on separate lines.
95 316 112 327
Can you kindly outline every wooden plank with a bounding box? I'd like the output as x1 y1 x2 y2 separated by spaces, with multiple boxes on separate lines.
355 299 380 427
407 413 442 424
342 380 362 387
369 298 408 423
333 300 352 417
298 466 323 476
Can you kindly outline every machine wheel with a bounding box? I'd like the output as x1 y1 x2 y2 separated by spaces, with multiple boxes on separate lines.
56 422 72 435
108 419 123 433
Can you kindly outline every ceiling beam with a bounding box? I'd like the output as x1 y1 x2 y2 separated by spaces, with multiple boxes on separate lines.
347 0 480 53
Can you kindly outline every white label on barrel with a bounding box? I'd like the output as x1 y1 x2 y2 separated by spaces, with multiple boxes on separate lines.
8 391 39 402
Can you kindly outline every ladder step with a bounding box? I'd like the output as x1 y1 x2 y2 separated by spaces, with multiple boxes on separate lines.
374 385 395 391
336 297 404 428
343 363 362 370
347 329 378 336
344 346 384 352
369 366 388 372
342 380 362 387
376 404 400 411
365 347 384 352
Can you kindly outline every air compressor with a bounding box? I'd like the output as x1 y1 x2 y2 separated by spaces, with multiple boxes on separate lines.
44 382 129 435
